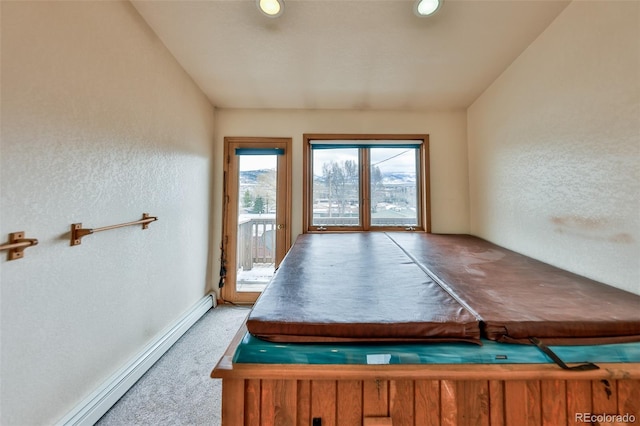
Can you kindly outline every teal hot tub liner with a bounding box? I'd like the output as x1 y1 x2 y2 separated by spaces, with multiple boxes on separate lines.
233 333 640 365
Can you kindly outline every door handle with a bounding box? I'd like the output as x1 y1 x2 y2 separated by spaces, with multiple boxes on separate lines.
277 224 285 230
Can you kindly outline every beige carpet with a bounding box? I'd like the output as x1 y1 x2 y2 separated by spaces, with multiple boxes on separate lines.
96 305 251 426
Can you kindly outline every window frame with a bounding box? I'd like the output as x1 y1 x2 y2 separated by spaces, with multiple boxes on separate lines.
303 133 430 233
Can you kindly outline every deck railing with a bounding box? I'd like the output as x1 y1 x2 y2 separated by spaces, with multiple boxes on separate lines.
312 217 417 226
238 216 417 270
237 217 276 270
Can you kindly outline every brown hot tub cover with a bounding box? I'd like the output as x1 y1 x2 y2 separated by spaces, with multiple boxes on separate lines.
387 233 640 345
247 233 481 343
246 232 640 345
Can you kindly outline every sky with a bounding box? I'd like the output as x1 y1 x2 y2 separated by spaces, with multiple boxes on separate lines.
313 148 417 176
238 155 277 171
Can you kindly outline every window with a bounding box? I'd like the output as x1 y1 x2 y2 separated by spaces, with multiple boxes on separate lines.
303 134 430 232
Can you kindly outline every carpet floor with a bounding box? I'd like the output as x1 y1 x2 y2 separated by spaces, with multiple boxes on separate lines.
96 305 251 426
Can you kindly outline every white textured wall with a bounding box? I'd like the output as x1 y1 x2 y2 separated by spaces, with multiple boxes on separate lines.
468 1 639 294
0 2 215 424
212 109 470 288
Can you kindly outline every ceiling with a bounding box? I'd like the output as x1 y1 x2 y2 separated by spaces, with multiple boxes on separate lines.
132 0 571 111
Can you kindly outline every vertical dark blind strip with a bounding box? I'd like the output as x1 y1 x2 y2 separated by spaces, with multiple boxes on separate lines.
235 148 285 155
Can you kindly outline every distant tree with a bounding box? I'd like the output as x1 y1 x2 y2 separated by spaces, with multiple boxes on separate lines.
370 165 383 212
322 160 358 216
242 190 253 209
253 196 265 214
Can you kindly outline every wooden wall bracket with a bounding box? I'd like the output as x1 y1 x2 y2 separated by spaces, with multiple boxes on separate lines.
70 213 158 246
0 232 39 261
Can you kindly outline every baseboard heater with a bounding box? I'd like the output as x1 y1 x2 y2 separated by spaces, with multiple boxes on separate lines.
56 293 216 426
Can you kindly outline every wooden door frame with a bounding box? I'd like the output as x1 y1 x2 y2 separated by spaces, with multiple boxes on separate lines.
221 137 292 304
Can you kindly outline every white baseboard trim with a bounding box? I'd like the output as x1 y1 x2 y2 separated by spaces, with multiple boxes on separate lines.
56 293 215 426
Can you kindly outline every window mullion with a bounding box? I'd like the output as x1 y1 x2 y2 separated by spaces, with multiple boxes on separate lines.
361 148 371 231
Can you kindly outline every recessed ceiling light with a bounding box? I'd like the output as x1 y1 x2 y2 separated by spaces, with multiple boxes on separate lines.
257 0 284 18
414 0 443 17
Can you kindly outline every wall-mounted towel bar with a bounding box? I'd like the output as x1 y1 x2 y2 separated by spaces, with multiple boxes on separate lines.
71 213 158 246
0 232 39 261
